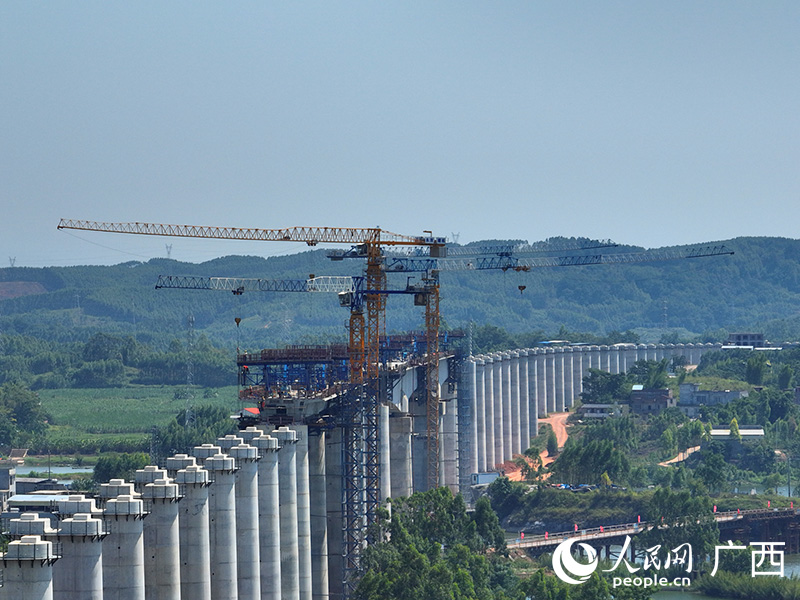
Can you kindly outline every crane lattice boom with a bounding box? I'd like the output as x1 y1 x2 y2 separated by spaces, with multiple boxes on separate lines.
155 275 356 294
57 219 441 247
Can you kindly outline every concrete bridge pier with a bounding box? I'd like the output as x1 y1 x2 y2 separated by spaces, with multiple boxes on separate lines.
510 351 521 456
103 495 146 600
389 414 413 498
229 443 261 600
475 358 486 473
380 403 392 503
517 350 530 451
251 433 281 600
490 354 503 467
205 453 238 600
308 427 330 600
563 347 574 409
0 535 57 600
273 426 300 600
175 464 212 600
142 478 181 600
324 426 343 600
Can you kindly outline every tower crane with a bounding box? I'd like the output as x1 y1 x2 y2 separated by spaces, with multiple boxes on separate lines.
380 242 734 490
58 218 444 595
58 218 734 594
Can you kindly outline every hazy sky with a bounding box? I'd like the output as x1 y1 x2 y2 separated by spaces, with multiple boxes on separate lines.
2 2 798 267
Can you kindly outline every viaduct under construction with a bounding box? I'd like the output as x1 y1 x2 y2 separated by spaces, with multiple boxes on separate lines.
0 220 733 599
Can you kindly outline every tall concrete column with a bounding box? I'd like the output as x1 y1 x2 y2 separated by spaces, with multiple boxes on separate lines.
175 464 212 600
104 495 146 600
229 443 261 600
379 403 391 503
589 345 601 370
636 343 648 363
273 426 300 600
293 425 313 600
554 347 565 412
324 427 343 600
518 350 530 451
54 514 104 600
251 434 281 600
308 427 330 600
483 356 496 469
674 344 686 366
545 348 556 414
475 358 486 473
536 349 547 417
411 396 428 492
600 345 611 372
572 347 584 403
492 354 504 467
686 343 698 365
664 344 676 365
610 346 620 374
0 535 57 600
626 346 638 373
510 351 521 456
441 400 458 492
389 414 413 497
501 352 513 461
467 358 479 475
142 478 181 600
527 350 538 442
563 347 574 409
206 453 239 600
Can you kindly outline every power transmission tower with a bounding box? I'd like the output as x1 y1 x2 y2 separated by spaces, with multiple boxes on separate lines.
185 314 195 430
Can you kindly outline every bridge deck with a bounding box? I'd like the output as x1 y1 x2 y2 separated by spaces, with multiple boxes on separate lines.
508 508 799 551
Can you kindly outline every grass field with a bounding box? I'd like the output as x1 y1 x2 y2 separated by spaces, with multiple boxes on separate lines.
30 386 241 456
39 386 240 433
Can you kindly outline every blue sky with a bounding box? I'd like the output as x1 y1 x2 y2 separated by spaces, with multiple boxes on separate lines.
2 2 798 266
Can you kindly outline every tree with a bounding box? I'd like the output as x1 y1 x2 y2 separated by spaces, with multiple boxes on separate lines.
746 353 768 385
628 359 670 389
695 451 729 493
546 430 559 456
639 487 719 561
93 452 149 483
0 382 50 450
729 417 741 442
762 472 782 495
580 369 629 404
778 365 794 390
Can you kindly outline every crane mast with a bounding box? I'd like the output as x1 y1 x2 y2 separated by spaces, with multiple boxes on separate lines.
59 217 445 598
59 217 734 597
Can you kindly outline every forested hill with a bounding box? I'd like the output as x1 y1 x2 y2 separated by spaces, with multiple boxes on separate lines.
2 236 800 351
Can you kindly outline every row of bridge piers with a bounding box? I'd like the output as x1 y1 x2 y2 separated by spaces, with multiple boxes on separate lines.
0 343 725 599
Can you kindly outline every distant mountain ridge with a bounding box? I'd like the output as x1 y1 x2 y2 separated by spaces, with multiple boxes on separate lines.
1 236 799 349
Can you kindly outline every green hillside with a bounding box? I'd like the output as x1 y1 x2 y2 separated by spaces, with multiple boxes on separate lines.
2 236 800 355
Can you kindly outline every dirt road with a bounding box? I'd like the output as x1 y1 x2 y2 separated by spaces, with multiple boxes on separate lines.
503 412 571 480
538 412 570 468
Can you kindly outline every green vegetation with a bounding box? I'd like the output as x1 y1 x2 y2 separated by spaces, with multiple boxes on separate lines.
356 487 654 600
0 382 50 450
694 571 800 600
2 237 800 387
